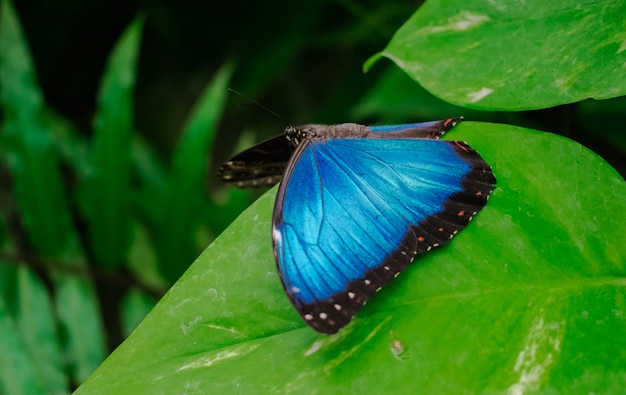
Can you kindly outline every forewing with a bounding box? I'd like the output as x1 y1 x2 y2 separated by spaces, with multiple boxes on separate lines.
218 135 292 188
368 118 461 139
272 137 495 333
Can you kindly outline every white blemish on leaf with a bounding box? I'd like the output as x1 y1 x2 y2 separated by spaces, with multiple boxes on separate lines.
324 317 390 372
419 11 490 35
206 324 244 336
181 316 203 336
205 288 218 300
467 87 493 103
177 344 259 371
507 315 564 395
617 40 626 54
453 12 490 30
304 340 324 356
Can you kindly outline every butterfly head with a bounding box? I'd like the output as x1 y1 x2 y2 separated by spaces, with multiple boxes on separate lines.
285 125 307 147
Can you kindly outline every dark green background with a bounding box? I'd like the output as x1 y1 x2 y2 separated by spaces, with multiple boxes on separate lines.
14 0 624 169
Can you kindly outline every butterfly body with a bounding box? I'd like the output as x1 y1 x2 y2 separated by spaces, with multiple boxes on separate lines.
220 118 495 334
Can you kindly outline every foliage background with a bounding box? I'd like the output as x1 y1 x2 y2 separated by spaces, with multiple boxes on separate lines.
0 0 624 393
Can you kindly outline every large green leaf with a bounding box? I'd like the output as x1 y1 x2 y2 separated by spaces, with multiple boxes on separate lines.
75 123 625 393
370 0 626 110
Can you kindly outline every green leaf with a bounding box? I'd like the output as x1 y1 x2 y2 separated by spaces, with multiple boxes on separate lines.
120 288 157 338
0 7 105 381
127 223 168 291
374 0 626 110
153 62 234 281
78 17 143 268
75 123 626 394
16 266 68 394
54 273 107 384
0 0 74 256
0 297 46 394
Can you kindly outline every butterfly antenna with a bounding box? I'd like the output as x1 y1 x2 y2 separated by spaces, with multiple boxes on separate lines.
228 88 291 126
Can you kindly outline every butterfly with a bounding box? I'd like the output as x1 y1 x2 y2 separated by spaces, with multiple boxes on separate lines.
219 118 496 334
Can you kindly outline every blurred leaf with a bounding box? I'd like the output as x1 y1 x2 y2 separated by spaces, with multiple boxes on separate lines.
154 61 234 281
204 188 253 237
54 272 107 384
44 108 90 176
75 123 626 393
132 136 167 194
371 0 626 110
204 129 258 236
0 297 46 394
131 136 168 241
0 263 17 316
0 4 110 386
17 266 68 394
120 288 157 338
0 0 74 256
127 223 168 291
78 17 144 268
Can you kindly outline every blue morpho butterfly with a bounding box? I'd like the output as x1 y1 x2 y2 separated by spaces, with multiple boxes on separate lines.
219 118 496 334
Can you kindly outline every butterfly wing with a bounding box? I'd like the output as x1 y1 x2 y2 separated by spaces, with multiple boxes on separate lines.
368 118 461 139
272 137 495 333
219 135 292 188
217 118 459 188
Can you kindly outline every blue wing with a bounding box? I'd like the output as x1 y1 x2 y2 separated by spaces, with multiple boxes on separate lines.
272 137 495 333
